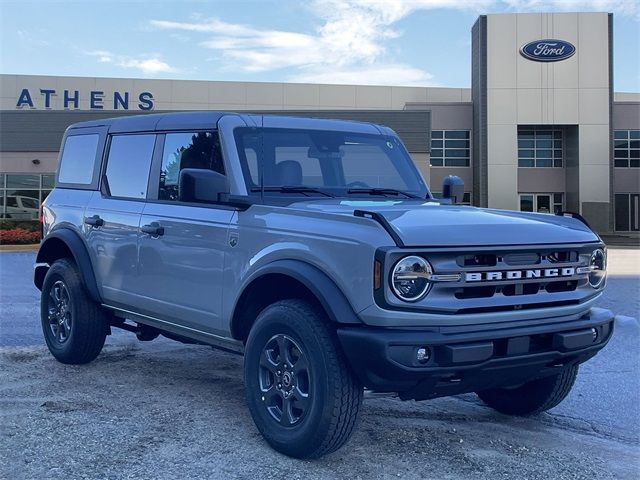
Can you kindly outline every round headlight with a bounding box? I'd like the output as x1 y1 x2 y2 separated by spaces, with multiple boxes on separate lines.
391 256 432 302
588 249 606 288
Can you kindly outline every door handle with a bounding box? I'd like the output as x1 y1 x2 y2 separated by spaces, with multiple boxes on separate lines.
84 215 104 227
141 222 164 237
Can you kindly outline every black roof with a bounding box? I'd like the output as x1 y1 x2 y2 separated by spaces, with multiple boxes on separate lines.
69 111 232 133
0 109 432 153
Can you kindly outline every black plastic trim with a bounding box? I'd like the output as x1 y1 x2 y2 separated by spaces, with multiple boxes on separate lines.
233 259 363 328
354 209 405 247
337 307 614 396
555 210 592 228
34 228 102 303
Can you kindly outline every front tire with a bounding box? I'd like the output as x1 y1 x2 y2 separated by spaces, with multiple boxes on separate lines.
476 365 578 415
40 258 109 364
244 299 363 458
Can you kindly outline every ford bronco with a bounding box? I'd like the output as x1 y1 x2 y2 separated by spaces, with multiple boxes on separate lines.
35 112 613 458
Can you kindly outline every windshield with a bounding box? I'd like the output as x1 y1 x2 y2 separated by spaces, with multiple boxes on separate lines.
234 127 430 198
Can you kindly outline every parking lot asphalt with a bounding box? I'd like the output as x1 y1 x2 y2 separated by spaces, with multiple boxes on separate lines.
0 250 638 479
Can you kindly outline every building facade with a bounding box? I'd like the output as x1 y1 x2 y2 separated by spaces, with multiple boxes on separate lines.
0 12 638 232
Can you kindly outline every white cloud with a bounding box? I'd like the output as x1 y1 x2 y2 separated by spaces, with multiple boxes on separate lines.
17 29 50 47
291 64 435 86
148 0 638 85
149 2 444 85
85 50 176 74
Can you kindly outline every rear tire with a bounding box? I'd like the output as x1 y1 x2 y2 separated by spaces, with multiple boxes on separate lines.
476 365 578 415
40 258 109 364
244 299 363 458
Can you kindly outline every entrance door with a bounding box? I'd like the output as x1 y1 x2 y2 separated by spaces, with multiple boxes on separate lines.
536 194 551 214
615 194 640 231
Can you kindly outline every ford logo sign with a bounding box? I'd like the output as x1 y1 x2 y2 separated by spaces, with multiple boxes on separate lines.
520 39 576 62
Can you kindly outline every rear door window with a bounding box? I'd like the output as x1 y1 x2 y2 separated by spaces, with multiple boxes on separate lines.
105 134 156 199
58 134 100 184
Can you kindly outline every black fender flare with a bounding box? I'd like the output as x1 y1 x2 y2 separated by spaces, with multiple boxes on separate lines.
34 228 102 304
234 259 363 327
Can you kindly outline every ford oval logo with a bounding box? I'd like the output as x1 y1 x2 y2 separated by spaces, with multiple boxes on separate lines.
520 39 576 62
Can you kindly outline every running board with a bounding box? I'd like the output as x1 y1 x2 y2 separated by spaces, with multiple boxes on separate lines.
103 305 244 355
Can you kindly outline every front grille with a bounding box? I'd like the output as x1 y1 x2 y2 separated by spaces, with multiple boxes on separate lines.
456 279 579 299
397 244 599 314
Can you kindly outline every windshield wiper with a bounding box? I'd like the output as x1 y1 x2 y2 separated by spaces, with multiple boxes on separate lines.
347 187 421 199
250 186 335 197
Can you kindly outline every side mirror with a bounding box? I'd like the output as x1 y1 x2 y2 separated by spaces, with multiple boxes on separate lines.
442 175 465 204
179 168 229 204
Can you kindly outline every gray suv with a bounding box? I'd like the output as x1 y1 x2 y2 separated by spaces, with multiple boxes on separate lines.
35 112 613 458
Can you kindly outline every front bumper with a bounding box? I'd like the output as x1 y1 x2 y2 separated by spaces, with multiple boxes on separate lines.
337 307 614 400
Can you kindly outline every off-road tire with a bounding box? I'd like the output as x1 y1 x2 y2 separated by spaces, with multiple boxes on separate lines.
476 365 579 415
40 258 109 364
244 299 363 458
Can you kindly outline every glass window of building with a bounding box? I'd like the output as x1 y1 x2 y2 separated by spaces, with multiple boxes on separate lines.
518 128 563 168
614 130 640 168
430 130 470 167
519 193 563 214
0 173 55 220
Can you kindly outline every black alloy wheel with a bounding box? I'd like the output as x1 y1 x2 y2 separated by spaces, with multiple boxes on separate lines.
47 280 73 344
259 334 311 426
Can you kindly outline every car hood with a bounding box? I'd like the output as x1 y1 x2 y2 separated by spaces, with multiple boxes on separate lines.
287 199 599 247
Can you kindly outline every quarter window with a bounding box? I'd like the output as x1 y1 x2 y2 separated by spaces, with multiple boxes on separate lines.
105 134 156 199
158 131 224 201
518 128 563 168
614 130 640 168
58 134 100 184
430 130 470 167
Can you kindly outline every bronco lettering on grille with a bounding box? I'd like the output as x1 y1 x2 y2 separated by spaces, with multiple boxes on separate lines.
465 267 576 282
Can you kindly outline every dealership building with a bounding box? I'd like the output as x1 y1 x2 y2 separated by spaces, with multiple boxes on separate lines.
0 12 638 233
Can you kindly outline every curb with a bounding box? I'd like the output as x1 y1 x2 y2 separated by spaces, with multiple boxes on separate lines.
0 244 40 252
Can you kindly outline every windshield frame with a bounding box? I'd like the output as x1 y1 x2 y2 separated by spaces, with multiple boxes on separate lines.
233 126 432 200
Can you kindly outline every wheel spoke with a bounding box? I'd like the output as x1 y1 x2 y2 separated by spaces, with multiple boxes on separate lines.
292 386 310 411
292 355 308 375
259 350 279 375
277 335 294 366
280 396 294 426
53 284 61 303
261 384 279 403
62 316 71 337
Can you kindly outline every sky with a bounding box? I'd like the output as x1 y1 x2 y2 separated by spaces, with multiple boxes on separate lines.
1 0 639 91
